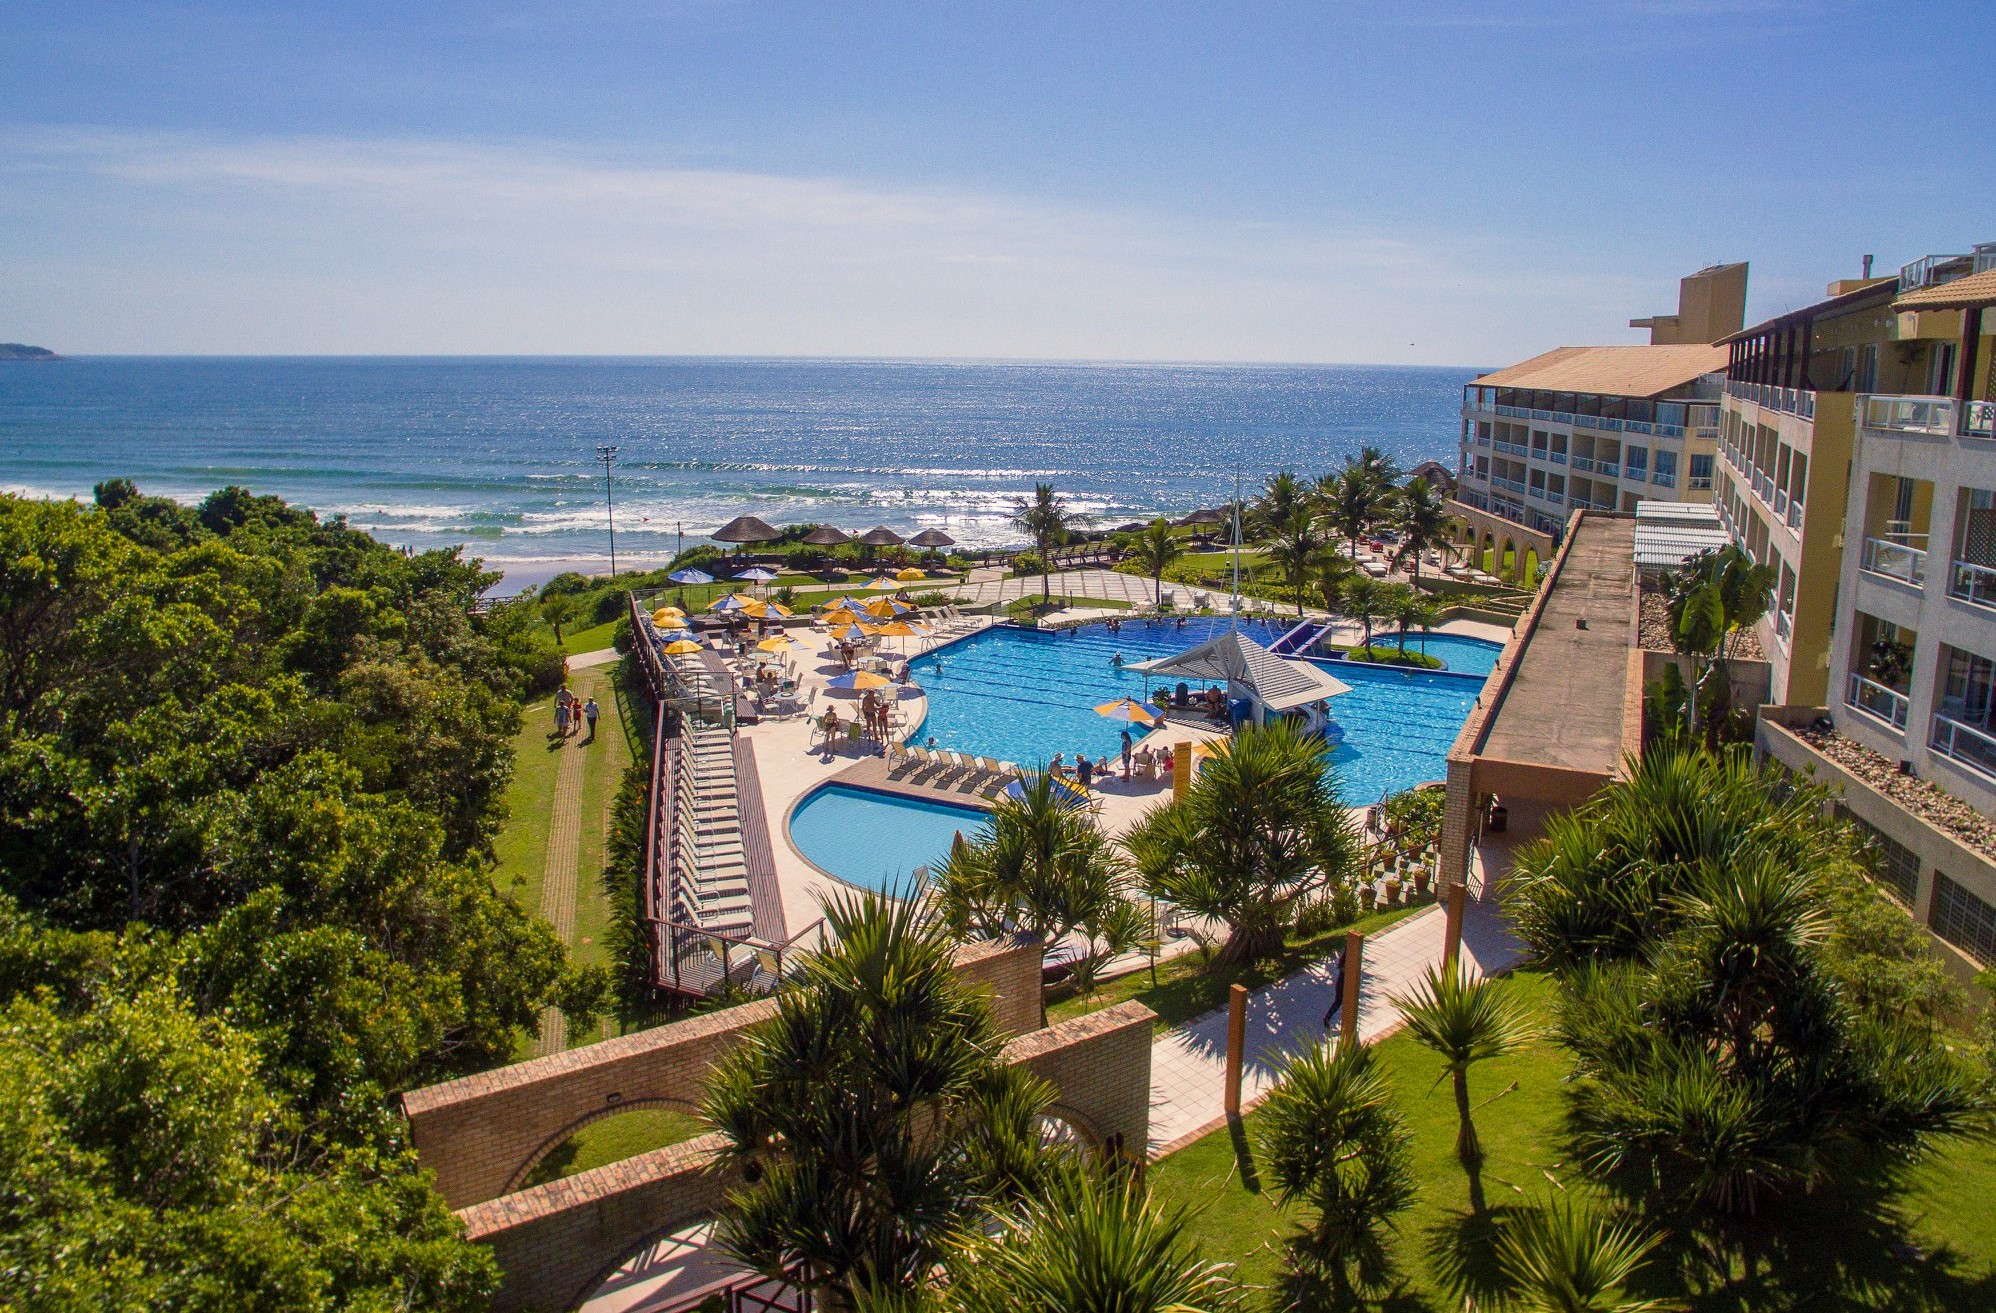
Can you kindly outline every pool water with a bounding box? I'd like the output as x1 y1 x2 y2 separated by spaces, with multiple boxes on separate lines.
787 784 989 892
908 617 1499 806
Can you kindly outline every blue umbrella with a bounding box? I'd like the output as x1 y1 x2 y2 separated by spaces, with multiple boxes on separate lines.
669 567 715 585
735 566 779 584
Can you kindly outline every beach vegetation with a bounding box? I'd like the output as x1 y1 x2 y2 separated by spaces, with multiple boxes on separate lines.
1011 483 1086 602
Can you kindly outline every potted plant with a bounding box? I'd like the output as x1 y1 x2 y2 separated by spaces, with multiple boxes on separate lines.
1383 877 1401 907
1412 862 1432 899
1359 883 1377 913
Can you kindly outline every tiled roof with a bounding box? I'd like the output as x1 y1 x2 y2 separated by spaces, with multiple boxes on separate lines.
1470 344 1728 399
1133 630 1351 712
1894 267 1996 311
1634 522 1731 571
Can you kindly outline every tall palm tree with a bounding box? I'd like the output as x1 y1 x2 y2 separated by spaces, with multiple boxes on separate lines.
1258 1040 1416 1304
1323 464 1386 559
1132 517 1183 606
1392 476 1451 582
1254 469 1304 540
1392 964 1533 1169
1122 718 1359 964
931 770 1147 1022
1012 482 1083 604
929 1164 1247 1313
1314 553 1357 620
704 887 1056 1310
1264 505 1330 616
1353 444 1402 494
1390 587 1442 656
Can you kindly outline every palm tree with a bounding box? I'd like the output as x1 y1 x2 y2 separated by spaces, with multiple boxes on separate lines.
1264 505 1330 616
1012 482 1084 604
1392 476 1451 582
1491 1199 1679 1313
1314 552 1357 620
931 770 1148 1022
704 887 1057 1310
1353 444 1402 494
1340 575 1389 653
1392 964 1533 1169
1132 517 1183 606
1254 469 1305 540
1122 718 1359 964
538 590 580 643
930 1163 1247 1313
1322 465 1384 560
1258 1040 1416 1304
1389 587 1442 657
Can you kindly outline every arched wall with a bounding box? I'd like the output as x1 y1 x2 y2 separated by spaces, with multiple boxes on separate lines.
501 1096 706 1196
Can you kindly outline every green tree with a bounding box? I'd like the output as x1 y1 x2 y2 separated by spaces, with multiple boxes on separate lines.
1389 585 1442 656
704 888 1058 1310
1258 1039 1416 1304
931 771 1149 1018
1264 505 1331 616
1340 575 1390 651
1393 964 1533 1170
538 589 580 642
1487 1199 1678 1313
1322 464 1386 560
1011 482 1084 603
1122 718 1358 964
919 1163 1246 1313
1132 517 1184 606
1254 469 1305 540
1392 476 1452 581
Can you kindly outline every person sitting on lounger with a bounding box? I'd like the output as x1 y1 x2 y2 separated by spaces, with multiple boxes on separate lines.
1048 753 1067 779
1076 755 1094 787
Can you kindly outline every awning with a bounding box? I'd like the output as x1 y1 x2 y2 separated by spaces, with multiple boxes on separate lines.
1132 629 1351 712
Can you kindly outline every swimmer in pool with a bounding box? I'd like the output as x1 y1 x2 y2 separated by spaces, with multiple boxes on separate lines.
1111 652 1124 667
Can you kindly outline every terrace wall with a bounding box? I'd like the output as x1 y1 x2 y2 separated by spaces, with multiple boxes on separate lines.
459 1000 1156 1313
403 937 1044 1209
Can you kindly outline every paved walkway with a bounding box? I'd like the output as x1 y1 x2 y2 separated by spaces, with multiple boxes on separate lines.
1146 884 1522 1156
532 723 588 1057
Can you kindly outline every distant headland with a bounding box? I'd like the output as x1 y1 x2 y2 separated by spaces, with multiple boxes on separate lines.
0 343 60 361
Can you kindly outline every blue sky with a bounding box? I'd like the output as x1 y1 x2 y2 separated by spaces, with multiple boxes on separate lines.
2 0 1991 362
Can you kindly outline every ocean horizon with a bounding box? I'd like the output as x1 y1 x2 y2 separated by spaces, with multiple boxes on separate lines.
1 354 1480 589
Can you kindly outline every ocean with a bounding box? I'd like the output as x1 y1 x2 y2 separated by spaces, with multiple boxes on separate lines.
0 356 1476 588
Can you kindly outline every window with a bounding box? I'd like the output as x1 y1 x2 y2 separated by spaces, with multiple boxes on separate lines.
1930 343 1958 396
1835 805 1920 906
1932 873 1996 963
1858 343 1879 393
1654 450 1678 481
1690 454 1714 481
1789 452 1808 508
1941 649 1996 733
1624 447 1649 477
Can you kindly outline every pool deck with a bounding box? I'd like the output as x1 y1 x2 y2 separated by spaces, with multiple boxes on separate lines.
831 756 1006 808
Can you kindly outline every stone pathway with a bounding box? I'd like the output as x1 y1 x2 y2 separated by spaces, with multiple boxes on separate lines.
532 730 588 1057
1146 888 1523 1156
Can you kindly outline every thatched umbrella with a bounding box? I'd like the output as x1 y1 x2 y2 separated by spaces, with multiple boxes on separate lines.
1177 507 1227 544
855 524 904 567
908 527 955 564
712 514 781 560
801 524 852 546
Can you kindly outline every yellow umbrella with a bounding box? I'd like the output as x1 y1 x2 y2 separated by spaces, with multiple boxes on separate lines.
861 597 903 619
864 621 918 637
830 669 893 691
651 605 685 621
764 600 795 617
895 567 926 581
655 614 689 630
662 639 703 655
1094 697 1162 728
866 576 901 591
756 635 801 652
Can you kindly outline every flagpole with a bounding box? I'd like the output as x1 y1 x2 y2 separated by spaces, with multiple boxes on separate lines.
1230 461 1242 633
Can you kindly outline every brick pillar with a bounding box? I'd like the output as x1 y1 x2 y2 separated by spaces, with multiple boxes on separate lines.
1339 931 1364 1048
1440 755 1478 895
1223 984 1247 1115
1444 881 1467 969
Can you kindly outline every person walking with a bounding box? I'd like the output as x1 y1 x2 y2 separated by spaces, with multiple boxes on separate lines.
582 696 600 744
1120 729 1134 779
1322 945 1348 1035
554 698 571 740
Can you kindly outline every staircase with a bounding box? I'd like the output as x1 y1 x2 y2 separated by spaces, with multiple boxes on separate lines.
1270 619 1335 656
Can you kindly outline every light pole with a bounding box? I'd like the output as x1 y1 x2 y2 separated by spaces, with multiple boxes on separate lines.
596 445 620 577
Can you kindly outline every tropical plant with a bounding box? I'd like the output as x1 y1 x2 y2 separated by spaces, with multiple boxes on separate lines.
1389 585 1442 655
1661 545 1777 739
1132 517 1183 606
704 887 1061 1309
1513 747 1989 1215
1264 505 1332 616
1352 444 1402 494
913 1162 1247 1313
1121 718 1359 964
1489 1198 1678 1313
1323 464 1387 559
1011 483 1084 602
1340 575 1390 651
1392 476 1452 581
538 589 580 642
1258 1039 1416 1304
931 771 1149 1018
1394 965 1534 1170
1255 469 1306 541
1314 552 1358 619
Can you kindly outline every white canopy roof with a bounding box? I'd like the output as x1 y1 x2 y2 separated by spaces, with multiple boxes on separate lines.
1133 630 1351 712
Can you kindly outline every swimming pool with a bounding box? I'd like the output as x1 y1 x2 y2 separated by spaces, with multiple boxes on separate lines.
907 617 1499 806
787 784 989 892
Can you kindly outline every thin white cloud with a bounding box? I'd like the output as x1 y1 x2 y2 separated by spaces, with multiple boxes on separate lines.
0 127 1659 362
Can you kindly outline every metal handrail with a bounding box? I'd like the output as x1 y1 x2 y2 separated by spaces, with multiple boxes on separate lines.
1860 535 1928 587
1952 558 1996 609
1931 713 1996 781
1847 673 1910 730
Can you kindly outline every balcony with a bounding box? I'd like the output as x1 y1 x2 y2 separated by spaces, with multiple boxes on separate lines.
1931 713 1996 782
1689 476 1714 492
1860 535 1928 588
1570 456 1595 473
1548 451 1567 465
1774 608 1793 641
1847 673 1911 731
1652 472 1677 489
1785 499 1803 530
1597 462 1621 478
1725 379 1817 419
1861 394 1996 439
1955 559 1996 611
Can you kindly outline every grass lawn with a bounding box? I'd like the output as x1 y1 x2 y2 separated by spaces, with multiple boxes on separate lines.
559 618 621 654
521 1107 706 1187
1148 969 1996 1310
1046 905 1422 1034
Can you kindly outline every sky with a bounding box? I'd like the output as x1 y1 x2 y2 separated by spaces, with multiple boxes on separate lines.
2 0 1992 364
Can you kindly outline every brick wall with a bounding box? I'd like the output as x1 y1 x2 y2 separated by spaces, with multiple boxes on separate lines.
460 994 1156 1312
404 937 1044 1209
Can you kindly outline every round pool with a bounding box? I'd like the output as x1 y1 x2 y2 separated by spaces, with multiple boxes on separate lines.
787 784 989 893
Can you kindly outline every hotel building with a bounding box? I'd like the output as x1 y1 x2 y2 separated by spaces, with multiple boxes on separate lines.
1740 243 1996 976
1452 265 1741 580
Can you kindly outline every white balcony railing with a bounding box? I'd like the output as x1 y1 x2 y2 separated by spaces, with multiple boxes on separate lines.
1931 713 1996 781
1861 393 1995 438
1786 499 1804 529
1954 559 1996 610
1860 535 1928 587
1597 462 1621 478
1847 673 1911 731
1653 471 1677 489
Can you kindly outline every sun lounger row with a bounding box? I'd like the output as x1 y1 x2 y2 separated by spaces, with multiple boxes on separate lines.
888 742 1023 780
667 724 755 935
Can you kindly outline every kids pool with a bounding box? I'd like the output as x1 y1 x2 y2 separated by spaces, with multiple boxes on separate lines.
907 617 1498 806
787 784 989 892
